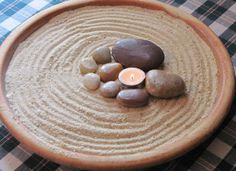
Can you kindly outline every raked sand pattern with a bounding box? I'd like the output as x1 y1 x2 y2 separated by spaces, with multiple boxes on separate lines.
5 6 218 156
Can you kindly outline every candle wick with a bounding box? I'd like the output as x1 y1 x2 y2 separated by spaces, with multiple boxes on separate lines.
130 74 134 81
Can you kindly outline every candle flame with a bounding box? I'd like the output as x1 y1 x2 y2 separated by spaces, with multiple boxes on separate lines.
130 74 135 81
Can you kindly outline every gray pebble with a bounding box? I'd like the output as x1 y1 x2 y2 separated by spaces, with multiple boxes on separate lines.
79 58 98 74
83 73 100 90
100 81 120 98
92 47 111 64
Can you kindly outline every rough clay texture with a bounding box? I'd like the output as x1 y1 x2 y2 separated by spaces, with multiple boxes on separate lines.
5 6 218 157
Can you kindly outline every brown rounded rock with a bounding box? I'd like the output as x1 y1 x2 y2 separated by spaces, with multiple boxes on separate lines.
92 47 111 64
112 38 164 71
146 70 186 98
117 89 149 107
100 81 120 98
98 63 123 82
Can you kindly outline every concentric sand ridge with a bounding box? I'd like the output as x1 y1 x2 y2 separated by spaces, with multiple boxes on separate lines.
5 6 218 156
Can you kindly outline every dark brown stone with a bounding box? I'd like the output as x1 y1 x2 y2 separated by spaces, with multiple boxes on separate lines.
112 39 164 71
117 89 149 107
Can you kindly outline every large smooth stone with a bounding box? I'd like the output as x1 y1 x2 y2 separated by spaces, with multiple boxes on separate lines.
79 58 98 74
146 70 185 98
92 47 111 64
98 63 123 82
117 89 149 107
82 73 100 90
112 38 164 71
100 81 120 98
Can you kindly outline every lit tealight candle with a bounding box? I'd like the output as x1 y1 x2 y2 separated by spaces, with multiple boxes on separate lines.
118 67 145 86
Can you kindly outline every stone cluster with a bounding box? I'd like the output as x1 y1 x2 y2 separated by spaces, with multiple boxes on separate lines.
80 39 186 107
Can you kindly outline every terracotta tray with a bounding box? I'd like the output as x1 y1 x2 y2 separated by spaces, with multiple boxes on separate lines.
0 0 234 170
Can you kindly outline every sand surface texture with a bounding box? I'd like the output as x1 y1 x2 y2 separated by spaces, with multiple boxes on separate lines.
5 6 218 156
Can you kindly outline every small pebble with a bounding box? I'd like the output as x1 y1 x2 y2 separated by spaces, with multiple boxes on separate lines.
83 73 100 90
146 70 185 98
98 63 123 82
100 81 120 98
117 89 149 107
92 47 111 64
79 58 98 74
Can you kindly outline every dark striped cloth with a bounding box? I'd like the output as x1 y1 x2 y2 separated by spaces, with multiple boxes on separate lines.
0 0 235 170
